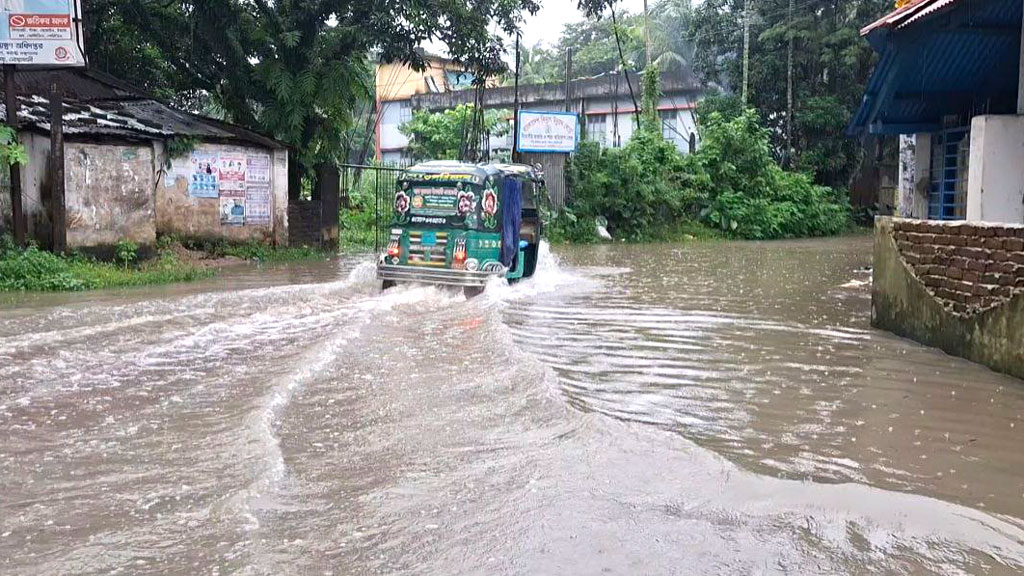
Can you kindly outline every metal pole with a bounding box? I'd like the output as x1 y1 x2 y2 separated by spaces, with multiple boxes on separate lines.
512 32 521 163
50 81 65 254
4 65 23 246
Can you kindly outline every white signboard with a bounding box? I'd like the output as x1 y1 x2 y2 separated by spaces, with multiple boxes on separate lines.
0 0 85 66
516 110 578 153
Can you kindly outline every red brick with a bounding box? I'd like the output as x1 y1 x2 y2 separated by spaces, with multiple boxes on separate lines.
966 260 988 273
977 226 996 237
999 274 1016 286
946 267 964 280
960 224 978 235
991 250 1010 262
967 236 986 248
1010 252 1024 265
957 247 987 259
996 227 1016 237
1017 228 1024 239
963 271 980 283
921 275 944 288
897 241 912 253
994 285 1013 298
981 273 1001 285
1004 237 1024 251
987 261 1015 274
984 237 1004 250
948 235 967 247
935 287 962 302
1016 265 1024 277
903 253 920 265
973 284 994 296
948 256 968 269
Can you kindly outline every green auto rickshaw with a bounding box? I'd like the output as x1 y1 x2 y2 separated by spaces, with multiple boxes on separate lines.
377 161 544 290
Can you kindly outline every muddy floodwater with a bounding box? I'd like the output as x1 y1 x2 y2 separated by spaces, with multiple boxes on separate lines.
2 236 1024 575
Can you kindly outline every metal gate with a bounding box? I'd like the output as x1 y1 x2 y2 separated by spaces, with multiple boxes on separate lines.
339 163 407 252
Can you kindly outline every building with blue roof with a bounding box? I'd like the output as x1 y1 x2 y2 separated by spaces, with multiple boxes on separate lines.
849 0 1024 223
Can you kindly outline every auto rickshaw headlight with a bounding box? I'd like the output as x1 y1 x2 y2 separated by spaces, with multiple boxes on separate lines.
465 258 479 271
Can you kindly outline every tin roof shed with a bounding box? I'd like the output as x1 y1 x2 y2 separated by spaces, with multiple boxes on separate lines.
0 68 285 149
848 0 1022 135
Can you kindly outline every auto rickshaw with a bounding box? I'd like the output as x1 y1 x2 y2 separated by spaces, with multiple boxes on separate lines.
377 161 544 290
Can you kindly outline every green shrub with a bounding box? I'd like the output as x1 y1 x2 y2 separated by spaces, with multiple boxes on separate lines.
693 110 850 239
115 239 139 269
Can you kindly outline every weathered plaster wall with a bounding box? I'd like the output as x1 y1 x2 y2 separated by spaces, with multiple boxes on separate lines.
64 142 156 248
967 115 1024 224
873 217 1024 380
897 133 930 219
155 142 288 245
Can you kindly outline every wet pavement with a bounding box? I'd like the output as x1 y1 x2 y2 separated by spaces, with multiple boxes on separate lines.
1 236 1023 575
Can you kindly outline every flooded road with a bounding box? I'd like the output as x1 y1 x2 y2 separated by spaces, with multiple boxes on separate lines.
2 236 1023 575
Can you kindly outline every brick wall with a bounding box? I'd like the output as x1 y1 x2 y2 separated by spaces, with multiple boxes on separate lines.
288 200 322 248
892 219 1024 315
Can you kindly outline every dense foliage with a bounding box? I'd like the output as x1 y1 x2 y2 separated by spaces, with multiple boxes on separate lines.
400 105 509 161
519 0 888 190
556 97 849 242
689 0 890 187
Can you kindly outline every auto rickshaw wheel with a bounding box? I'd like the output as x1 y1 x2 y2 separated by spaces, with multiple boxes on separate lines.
382 280 396 290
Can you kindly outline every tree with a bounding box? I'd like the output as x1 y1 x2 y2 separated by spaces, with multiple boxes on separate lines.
688 0 890 188
83 0 541 176
400 105 509 161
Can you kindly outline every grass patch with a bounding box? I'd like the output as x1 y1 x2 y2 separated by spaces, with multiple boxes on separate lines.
0 238 211 292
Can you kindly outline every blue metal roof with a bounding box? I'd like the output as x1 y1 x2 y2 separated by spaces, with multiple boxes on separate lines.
848 0 1022 135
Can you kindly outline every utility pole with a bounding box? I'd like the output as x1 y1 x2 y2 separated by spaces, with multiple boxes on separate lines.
643 0 652 68
564 48 572 112
512 32 521 163
4 65 23 246
742 0 751 106
50 81 65 254
785 0 794 167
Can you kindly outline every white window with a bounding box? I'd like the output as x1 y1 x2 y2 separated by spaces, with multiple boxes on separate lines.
660 110 677 141
399 101 412 124
587 114 607 145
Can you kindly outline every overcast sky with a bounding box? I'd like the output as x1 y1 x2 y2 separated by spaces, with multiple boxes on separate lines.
518 0 648 48
424 0 650 63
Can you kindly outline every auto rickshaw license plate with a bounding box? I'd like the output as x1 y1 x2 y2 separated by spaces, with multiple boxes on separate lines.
421 231 437 246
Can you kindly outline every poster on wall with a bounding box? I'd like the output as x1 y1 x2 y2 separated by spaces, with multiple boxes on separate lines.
516 110 578 153
245 185 271 226
218 153 246 191
0 0 87 65
189 151 219 198
246 153 271 184
219 190 246 226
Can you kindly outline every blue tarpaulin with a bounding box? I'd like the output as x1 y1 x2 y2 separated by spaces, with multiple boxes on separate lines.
500 177 522 268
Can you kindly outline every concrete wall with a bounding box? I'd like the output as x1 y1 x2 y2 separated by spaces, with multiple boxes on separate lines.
65 142 157 248
873 217 1024 379
967 115 1024 224
18 136 158 248
14 136 288 249
897 133 930 219
157 142 288 246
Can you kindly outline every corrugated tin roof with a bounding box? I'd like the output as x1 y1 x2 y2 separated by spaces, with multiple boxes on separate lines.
861 0 954 35
849 0 1022 135
0 68 285 148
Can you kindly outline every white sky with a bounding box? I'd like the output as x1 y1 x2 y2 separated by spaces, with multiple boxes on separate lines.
424 0 649 64
518 0 648 48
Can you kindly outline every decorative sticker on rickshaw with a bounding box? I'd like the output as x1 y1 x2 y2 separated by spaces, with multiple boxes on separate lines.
410 187 459 217
481 188 499 229
392 190 410 225
457 190 477 228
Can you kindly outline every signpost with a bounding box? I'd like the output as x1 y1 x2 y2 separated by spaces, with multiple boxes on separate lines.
515 110 578 154
1 0 85 246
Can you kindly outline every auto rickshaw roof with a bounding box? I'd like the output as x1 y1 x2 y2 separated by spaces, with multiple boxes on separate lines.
403 161 498 180
403 161 540 181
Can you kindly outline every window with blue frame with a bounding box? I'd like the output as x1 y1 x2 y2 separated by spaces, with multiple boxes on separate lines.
928 128 969 220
